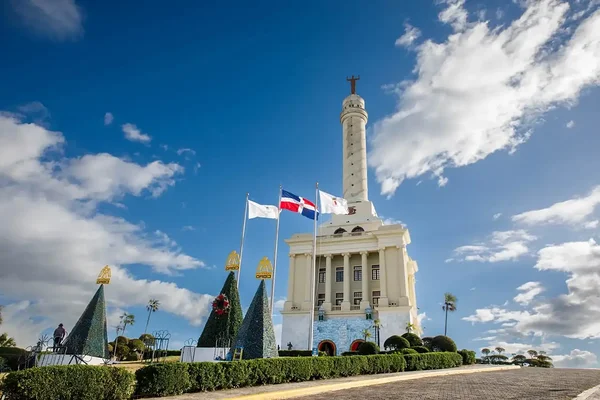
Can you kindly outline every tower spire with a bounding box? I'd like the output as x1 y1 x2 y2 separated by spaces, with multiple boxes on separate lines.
346 75 360 94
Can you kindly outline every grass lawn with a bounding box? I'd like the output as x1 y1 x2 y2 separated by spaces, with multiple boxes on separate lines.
113 355 180 373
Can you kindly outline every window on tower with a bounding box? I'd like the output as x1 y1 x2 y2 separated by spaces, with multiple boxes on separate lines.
372 291 381 305
353 291 362 305
318 268 326 283
334 228 346 235
317 293 325 306
335 267 344 282
353 266 362 281
372 265 380 281
335 293 343 305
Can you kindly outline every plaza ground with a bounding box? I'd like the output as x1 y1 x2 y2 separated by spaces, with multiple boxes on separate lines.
143 366 600 400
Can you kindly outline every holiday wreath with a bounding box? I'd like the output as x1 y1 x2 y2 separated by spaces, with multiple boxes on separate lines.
212 293 230 316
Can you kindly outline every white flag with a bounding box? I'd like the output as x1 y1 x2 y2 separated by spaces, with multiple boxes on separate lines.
248 200 279 219
319 190 349 215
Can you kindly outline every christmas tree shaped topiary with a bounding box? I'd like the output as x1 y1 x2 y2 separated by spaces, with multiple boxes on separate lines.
197 271 243 347
63 285 110 358
230 279 278 359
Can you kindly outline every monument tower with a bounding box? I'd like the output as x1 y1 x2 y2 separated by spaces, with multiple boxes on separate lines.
280 77 420 355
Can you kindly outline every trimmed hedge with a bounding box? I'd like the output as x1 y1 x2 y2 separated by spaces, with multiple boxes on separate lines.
412 346 430 354
357 342 379 355
383 335 410 351
0 347 29 371
458 349 476 365
277 350 326 357
401 348 418 355
401 333 423 347
431 336 457 352
404 352 463 371
0 365 135 400
136 355 408 397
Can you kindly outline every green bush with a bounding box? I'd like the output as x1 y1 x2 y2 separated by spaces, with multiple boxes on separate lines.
0 356 10 372
278 350 312 357
458 349 476 365
411 346 430 354
421 336 433 350
357 341 379 355
383 335 410 350
128 339 145 353
135 363 191 397
0 347 29 371
431 335 457 352
137 354 407 396
341 351 358 356
401 348 418 355
404 352 463 371
1 365 135 400
401 333 423 347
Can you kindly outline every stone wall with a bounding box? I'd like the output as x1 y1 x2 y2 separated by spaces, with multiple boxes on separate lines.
313 317 374 354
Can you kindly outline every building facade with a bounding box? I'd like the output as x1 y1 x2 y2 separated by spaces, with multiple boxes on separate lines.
280 81 420 355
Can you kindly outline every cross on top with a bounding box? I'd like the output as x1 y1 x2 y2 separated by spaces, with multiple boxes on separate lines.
346 75 360 94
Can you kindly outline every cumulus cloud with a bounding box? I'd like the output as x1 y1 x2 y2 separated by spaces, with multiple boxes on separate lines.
512 185 600 227
122 123 152 143
104 112 114 126
10 0 84 41
176 148 196 156
566 120 575 128
553 349 598 368
449 230 536 263
395 23 421 48
514 282 544 305
0 113 212 347
369 0 600 196
493 213 502 220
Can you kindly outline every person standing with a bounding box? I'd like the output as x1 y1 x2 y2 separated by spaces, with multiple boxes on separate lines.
53 323 67 349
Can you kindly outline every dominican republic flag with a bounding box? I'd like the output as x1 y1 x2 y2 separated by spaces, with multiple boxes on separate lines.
280 190 319 220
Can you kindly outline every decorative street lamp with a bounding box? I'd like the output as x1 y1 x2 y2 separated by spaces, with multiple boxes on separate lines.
365 306 373 320
318 305 325 322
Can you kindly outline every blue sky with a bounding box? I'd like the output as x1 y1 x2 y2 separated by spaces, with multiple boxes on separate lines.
1 0 600 368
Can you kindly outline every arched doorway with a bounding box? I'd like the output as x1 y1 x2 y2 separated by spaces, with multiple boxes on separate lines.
318 340 337 356
350 339 364 352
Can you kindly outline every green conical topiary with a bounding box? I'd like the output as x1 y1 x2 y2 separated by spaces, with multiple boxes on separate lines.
230 280 278 359
197 271 243 347
63 285 110 358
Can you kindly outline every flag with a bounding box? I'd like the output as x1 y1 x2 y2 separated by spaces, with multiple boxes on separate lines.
280 189 318 220
319 190 349 215
248 200 279 219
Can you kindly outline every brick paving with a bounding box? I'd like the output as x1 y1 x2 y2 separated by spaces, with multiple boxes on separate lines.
299 368 600 400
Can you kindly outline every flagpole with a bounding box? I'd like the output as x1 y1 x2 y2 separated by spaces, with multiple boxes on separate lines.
270 185 283 314
237 193 249 289
308 182 319 351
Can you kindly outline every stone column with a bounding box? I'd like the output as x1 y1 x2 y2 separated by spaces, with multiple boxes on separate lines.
378 248 389 307
342 253 351 311
284 254 296 311
397 245 410 306
324 254 333 311
305 253 312 302
360 251 369 310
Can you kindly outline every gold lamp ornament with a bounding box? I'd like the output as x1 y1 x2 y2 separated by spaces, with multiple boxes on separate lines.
255 257 273 279
225 250 241 271
96 265 111 284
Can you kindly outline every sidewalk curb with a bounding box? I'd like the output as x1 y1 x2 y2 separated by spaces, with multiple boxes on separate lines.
227 365 521 400
573 383 600 400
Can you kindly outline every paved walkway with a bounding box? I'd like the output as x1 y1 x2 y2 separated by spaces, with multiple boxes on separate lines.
144 365 516 399
299 368 600 400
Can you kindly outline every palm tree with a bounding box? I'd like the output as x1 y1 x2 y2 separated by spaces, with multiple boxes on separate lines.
442 292 457 336
120 312 135 336
405 322 415 333
0 305 3 325
362 328 372 341
144 299 160 334
373 319 382 347
0 333 15 347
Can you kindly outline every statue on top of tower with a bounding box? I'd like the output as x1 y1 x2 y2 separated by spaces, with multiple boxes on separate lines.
346 75 360 94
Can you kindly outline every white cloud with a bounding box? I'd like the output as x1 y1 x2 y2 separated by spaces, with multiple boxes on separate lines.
0 113 212 348
493 213 502 220
381 216 406 227
512 186 600 227
369 0 600 196
182 225 196 231
10 0 84 41
514 281 544 305
451 230 536 263
122 123 152 143
584 220 599 229
176 148 196 156
566 120 575 128
553 349 598 368
496 8 505 19
395 23 421 48
274 323 282 348
104 112 114 126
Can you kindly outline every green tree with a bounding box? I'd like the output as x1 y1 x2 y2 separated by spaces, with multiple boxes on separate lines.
139 333 155 346
144 299 160 334
527 349 538 358
373 319 382 347
198 272 243 347
0 305 3 325
0 333 16 347
405 322 415 333
442 292 457 336
120 313 135 336
512 354 527 365
482 348 491 363
495 346 505 355
361 328 372 341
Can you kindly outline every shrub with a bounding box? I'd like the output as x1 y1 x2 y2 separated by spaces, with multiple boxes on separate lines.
115 336 129 345
128 339 145 353
139 333 155 346
458 349 476 365
401 348 418 355
135 363 191 397
357 341 379 355
278 350 312 357
411 346 430 354
0 347 29 371
341 351 358 356
401 333 423 347
431 335 457 352
383 335 410 350
0 356 10 372
404 352 463 371
1 365 135 400
421 336 433 350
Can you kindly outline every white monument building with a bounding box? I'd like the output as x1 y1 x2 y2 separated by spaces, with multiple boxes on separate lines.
281 77 420 355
